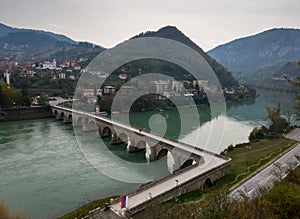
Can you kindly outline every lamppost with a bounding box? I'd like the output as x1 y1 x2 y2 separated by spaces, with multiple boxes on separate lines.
175 179 179 203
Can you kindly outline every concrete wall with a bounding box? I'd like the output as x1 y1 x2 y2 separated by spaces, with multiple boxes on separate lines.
0 106 52 121
129 161 231 214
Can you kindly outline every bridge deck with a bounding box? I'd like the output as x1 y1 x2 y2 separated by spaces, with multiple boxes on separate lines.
51 106 230 217
110 154 228 216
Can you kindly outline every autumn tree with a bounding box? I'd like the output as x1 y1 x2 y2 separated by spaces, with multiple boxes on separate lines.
265 105 288 134
0 84 22 108
294 61 300 117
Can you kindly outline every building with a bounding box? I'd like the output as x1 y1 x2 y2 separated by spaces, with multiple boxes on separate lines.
4 71 10 85
43 59 57 70
83 88 103 98
171 81 184 92
103 86 116 94
193 80 208 90
118 86 134 94
119 74 127 80
152 80 169 93
58 72 66 79
63 60 77 68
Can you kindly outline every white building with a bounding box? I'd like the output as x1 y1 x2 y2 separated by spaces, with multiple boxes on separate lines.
58 72 66 79
171 81 184 92
5 72 10 85
103 86 116 94
83 88 103 97
43 59 56 70
152 80 169 93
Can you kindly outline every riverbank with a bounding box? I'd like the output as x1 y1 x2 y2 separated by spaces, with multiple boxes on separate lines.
59 135 296 219
0 106 52 122
134 136 297 219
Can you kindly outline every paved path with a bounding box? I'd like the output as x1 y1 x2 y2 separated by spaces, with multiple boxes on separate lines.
229 129 300 200
110 154 227 215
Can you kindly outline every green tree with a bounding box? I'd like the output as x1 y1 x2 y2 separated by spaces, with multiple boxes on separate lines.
289 61 300 119
0 84 22 108
38 93 49 107
294 61 300 117
266 181 300 219
21 89 31 106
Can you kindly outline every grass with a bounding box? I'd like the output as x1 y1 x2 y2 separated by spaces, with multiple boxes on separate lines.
59 137 297 218
227 137 296 184
57 196 117 219
157 137 296 204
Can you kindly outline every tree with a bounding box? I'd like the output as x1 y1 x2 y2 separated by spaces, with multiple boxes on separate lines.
294 61 300 117
38 93 49 107
0 84 22 108
265 105 288 134
21 89 31 106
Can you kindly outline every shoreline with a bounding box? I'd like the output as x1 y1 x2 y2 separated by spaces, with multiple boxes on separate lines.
0 106 52 122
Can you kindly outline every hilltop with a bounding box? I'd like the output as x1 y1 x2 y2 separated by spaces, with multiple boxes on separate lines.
132 26 239 88
0 23 104 61
208 28 300 90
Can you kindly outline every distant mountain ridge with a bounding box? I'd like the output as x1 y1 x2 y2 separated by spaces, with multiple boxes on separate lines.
0 23 103 61
208 28 300 73
132 26 239 88
0 23 76 44
208 28 300 91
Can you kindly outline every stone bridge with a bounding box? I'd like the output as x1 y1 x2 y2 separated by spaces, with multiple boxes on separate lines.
51 105 205 169
51 105 231 218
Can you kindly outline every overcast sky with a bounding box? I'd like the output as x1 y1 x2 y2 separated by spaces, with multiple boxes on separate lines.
1 0 299 51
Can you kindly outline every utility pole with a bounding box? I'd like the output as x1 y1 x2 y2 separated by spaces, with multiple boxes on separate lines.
175 179 179 203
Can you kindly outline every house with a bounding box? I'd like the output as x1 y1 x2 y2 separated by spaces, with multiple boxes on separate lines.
152 80 169 93
119 73 127 80
171 81 184 92
103 86 116 94
83 89 102 98
118 86 134 94
63 60 77 68
58 72 66 79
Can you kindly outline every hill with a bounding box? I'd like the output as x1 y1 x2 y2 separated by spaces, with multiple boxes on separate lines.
0 23 103 61
131 26 239 88
208 28 300 90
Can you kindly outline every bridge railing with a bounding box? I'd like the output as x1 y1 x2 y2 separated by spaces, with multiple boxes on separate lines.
111 163 199 206
128 160 231 214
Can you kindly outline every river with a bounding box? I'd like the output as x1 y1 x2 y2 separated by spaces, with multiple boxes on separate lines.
0 88 298 218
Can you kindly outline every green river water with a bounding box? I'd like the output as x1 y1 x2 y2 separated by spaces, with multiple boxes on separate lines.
0 88 298 218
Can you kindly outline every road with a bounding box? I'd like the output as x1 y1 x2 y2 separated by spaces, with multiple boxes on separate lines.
229 128 300 200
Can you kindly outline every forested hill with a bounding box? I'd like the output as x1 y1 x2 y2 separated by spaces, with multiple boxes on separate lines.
132 26 239 88
0 23 104 61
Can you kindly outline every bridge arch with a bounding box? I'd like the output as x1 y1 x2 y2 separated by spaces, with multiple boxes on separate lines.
203 177 212 189
180 158 195 169
76 117 83 125
53 110 58 116
101 126 112 138
89 120 96 126
118 133 129 144
67 114 72 121
136 140 147 150
60 112 65 120
157 148 169 160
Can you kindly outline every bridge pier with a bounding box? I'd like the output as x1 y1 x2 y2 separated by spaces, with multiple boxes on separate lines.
111 131 125 145
82 118 98 132
63 113 72 123
72 116 83 127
